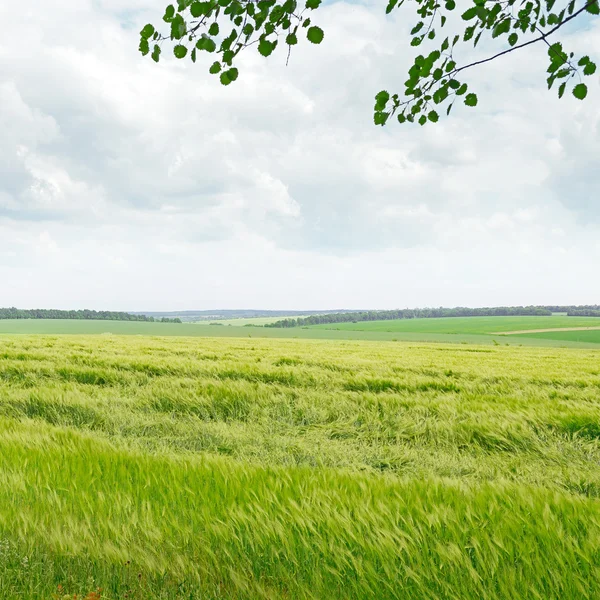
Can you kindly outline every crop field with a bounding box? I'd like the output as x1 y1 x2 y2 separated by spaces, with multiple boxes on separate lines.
1 318 600 348
511 329 600 344
309 315 600 335
1 334 600 599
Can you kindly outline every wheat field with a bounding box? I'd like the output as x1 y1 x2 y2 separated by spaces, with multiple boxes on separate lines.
1 334 600 599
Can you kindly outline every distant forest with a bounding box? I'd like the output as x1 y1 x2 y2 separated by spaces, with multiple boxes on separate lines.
0 308 182 323
266 306 600 328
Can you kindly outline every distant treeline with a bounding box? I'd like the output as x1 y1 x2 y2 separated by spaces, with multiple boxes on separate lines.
0 308 182 323
265 306 594 328
567 309 600 317
132 309 358 323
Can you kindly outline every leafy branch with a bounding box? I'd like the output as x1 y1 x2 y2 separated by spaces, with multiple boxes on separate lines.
374 0 598 125
140 0 598 125
139 0 324 86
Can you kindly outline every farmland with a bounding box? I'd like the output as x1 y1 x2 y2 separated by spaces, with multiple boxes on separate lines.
1 334 600 598
308 315 600 335
1 316 600 348
510 329 600 344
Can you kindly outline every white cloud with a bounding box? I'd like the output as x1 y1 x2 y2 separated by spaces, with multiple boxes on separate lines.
0 0 599 309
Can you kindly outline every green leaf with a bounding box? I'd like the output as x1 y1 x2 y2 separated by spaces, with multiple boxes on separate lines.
163 4 176 22
307 26 324 44
171 14 187 39
226 67 239 81
191 47 197 63
585 0 599 14
508 32 518 46
464 93 478 107
306 0 321 8
140 24 155 39
573 83 587 100
583 62 597 76
220 71 232 85
445 0 455 9
456 83 468 95
411 22 424 35
139 39 150 55
374 111 390 126
209 22 219 36
286 33 298 45
374 90 390 111
418 115 427 126
492 18 511 38
283 0 297 13
151 44 161 63
461 7 477 20
190 1 204 17
558 82 566 98
209 61 221 74
448 79 460 90
428 110 439 123
174 44 188 58
398 113 406 124
548 41 563 56
270 6 285 22
197 36 217 52
258 38 276 56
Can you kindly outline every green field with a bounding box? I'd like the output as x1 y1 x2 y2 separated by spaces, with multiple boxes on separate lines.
1 334 600 598
309 315 600 334
1 318 600 348
511 329 600 344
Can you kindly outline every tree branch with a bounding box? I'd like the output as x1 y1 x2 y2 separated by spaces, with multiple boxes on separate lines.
450 0 596 78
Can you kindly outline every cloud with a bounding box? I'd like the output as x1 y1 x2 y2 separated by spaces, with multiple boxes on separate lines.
0 0 599 308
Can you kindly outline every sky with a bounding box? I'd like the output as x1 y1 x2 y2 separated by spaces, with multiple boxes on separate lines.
0 0 599 311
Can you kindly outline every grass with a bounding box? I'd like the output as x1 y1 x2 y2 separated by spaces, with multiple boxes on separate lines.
1 334 600 598
309 315 600 335
1 318 600 348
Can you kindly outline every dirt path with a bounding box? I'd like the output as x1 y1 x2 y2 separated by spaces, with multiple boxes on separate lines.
496 326 600 335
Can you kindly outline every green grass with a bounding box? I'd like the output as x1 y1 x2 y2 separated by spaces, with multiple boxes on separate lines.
1 318 600 348
1 334 600 598
309 315 600 335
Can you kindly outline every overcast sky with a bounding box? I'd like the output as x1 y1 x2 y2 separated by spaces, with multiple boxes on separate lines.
1 1 599 311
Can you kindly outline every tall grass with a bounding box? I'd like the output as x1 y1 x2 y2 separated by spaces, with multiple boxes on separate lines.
1 335 600 598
